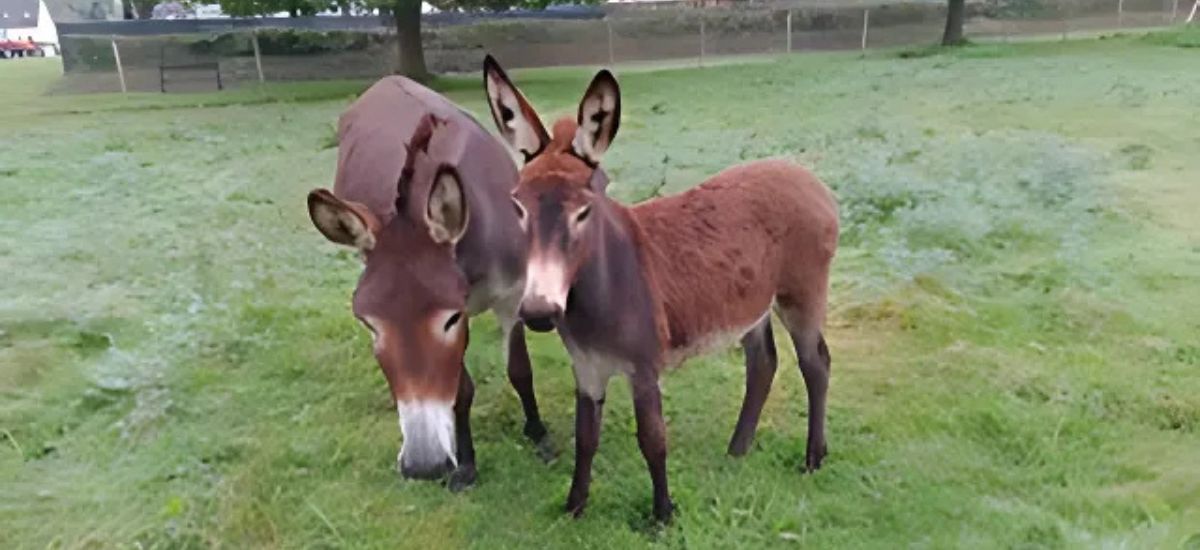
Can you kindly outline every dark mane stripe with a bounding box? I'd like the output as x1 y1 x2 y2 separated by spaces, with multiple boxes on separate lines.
396 114 446 213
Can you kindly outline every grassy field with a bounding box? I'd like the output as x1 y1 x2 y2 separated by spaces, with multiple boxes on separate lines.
2 30 1199 548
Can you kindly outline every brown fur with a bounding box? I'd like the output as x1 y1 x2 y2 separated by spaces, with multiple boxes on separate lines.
525 119 594 180
517 119 839 367
631 159 839 367
485 58 839 523
308 75 550 486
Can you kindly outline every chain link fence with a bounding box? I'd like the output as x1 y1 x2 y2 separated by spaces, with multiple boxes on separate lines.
54 0 1188 94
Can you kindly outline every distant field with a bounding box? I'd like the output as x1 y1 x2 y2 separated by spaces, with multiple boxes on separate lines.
2 29 1199 548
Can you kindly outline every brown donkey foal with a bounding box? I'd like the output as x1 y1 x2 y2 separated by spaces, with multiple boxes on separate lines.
483 57 838 522
307 77 550 490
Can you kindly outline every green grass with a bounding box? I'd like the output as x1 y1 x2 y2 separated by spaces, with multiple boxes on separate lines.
1140 25 1200 48
2 32 1199 548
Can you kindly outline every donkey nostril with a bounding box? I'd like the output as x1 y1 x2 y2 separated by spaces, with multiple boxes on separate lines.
524 316 555 333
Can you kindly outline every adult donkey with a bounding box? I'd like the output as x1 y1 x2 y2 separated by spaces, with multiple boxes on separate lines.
307 76 551 490
483 57 839 521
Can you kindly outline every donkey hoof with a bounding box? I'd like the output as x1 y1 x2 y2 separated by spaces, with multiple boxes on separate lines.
803 445 827 473
447 465 477 492
653 499 675 524
522 420 557 463
565 492 589 518
726 436 753 458
523 419 548 442
534 437 558 464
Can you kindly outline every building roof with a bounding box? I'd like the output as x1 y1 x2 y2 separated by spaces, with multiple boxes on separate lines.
0 0 39 28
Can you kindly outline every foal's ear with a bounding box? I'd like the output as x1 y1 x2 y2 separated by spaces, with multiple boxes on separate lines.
572 70 621 166
308 188 380 251
425 167 470 245
483 55 549 163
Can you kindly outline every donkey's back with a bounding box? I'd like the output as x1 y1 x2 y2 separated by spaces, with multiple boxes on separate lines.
632 159 839 364
334 76 526 301
335 76 511 224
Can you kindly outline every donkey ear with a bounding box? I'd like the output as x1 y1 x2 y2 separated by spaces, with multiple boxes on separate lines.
426 168 470 245
308 188 380 251
483 54 550 163
572 70 621 166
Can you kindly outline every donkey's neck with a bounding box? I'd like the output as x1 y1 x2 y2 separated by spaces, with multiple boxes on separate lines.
559 199 667 368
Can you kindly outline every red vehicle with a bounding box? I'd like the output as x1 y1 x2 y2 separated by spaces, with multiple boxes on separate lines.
0 38 39 59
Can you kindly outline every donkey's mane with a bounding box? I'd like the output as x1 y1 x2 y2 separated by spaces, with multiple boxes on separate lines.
395 114 446 214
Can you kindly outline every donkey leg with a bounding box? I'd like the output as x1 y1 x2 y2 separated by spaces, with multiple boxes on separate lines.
728 317 779 457
448 365 477 492
632 372 674 523
506 323 547 439
505 322 554 461
566 391 605 517
786 326 831 473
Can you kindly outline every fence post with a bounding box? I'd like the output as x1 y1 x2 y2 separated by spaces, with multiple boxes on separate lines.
1172 0 1179 22
252 30 265 83
861 9 870 53
111 36 127 94
1061 2 1069 41
1118 0 1124 28
158 43 165 93
786 10 792 54
607 21 615 66
699 19 706 67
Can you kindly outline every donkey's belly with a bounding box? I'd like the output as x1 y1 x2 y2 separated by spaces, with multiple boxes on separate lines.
662 308 771 368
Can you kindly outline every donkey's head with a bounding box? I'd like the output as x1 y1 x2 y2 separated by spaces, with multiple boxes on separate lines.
307 116 470 481
483 56 620 332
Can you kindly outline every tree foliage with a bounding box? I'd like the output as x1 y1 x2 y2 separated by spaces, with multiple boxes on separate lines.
216 0 600 79
218 0 596 18
425 0 589 10
218 0 342 17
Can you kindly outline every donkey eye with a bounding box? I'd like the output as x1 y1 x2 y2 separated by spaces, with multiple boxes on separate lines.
574 205 592 224
443 312 463 332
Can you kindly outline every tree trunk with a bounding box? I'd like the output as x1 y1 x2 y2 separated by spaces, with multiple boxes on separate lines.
942 0 966 46
394 0 430 81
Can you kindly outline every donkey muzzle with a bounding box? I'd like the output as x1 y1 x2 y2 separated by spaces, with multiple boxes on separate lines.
396 400 456 481
399 455 456 481
519 299 561 333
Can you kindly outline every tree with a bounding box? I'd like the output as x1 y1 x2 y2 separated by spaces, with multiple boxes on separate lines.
219 0 328 17
942 0 966 46
386 0 429 81
373 0 601 82
124 0 156 19
219 0 598 81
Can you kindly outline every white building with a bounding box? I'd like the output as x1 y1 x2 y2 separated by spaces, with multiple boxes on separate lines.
0 0 58 52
